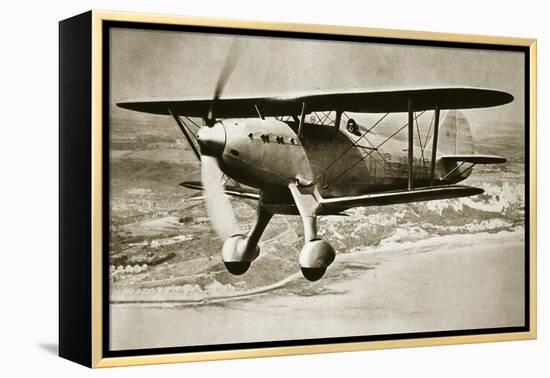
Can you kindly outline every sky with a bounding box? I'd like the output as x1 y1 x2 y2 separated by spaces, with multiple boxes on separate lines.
109 27 525 132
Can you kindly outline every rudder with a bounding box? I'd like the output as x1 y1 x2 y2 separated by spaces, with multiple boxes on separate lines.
436 110 474 155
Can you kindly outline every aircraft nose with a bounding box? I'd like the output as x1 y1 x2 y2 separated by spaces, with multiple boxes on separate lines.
197 122 226 157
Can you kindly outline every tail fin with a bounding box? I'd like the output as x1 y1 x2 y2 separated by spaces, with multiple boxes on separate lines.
436 110 474 155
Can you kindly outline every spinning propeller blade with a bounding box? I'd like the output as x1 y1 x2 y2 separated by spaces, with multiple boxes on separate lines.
200 156 240 240
205 39 244 126
200 39 245 238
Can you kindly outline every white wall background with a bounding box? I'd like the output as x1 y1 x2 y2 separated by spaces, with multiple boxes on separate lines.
1 0 547 376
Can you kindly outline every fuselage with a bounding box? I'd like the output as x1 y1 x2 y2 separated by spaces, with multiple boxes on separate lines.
206 118 470 203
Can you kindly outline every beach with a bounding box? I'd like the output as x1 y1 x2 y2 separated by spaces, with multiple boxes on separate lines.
110 230 524 350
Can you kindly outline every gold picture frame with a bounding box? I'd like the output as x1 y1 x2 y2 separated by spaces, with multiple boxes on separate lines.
59 10 537 368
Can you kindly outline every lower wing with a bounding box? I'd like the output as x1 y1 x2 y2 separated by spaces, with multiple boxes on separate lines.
320 185 483 211
180 181 261 200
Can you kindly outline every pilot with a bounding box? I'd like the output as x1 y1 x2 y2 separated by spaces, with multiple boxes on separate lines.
346 118 361 136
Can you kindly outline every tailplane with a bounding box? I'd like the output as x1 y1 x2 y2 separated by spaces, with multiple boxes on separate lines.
429 110 505 183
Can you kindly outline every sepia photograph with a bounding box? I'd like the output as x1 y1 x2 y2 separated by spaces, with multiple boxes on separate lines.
106 24 528 352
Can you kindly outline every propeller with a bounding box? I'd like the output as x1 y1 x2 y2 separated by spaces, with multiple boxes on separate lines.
201 39 243 239
205 39 244 126
201 156 240 239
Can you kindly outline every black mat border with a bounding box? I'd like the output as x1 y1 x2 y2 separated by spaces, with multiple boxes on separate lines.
101 19 531 359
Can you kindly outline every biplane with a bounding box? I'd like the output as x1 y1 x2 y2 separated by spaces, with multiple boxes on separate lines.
118 76 512 281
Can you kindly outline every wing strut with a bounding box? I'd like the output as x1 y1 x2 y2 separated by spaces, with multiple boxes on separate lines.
298 102 307 138
254 104 265 120
408 99 414 190
168 108 201 161
429 107 440 185
333 109 342 135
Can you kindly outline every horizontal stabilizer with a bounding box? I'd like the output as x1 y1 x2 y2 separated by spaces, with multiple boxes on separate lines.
440 154 506 164
180 181 260 200
320 185 484 210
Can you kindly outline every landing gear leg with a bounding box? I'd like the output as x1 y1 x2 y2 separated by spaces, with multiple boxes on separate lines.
288 183 336 281
222 204 273 275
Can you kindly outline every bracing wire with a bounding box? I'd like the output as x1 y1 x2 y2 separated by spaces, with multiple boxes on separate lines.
325 111 426 187
315 112 390 181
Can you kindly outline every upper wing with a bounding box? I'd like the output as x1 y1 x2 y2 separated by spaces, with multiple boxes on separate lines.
117 87 513 118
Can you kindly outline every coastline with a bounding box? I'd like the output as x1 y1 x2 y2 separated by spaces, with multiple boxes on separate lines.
110 230 525 350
